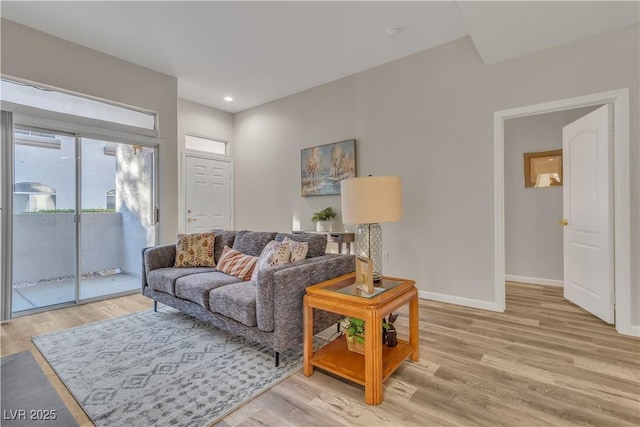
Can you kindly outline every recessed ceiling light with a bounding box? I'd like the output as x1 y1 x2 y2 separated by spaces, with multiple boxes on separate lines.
387 27 401 37
224 96 233 102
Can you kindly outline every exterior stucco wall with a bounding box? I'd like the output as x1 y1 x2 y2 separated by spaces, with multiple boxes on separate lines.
13 213 124 283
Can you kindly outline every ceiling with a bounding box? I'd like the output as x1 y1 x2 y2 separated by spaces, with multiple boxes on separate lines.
1 1 638 113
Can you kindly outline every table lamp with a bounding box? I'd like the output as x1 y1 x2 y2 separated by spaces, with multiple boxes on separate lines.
340 176 403 281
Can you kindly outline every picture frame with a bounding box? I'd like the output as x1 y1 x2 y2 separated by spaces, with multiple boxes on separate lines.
523 149 563 188
355 256 374 294
301 139 356 196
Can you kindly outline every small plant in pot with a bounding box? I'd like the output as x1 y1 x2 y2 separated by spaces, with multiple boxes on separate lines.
311 207 337 232
343 317 365 355
342 317 390 355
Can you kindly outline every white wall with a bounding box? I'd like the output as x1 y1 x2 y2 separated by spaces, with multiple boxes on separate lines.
234 24 639 324
504 106 599 284
235 76 357 233
1 19 179 242
177 98 233 153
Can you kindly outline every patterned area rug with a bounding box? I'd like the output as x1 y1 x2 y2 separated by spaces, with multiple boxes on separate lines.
32 306 307 426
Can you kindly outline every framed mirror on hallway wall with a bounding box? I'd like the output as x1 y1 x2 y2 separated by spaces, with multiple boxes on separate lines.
523 149 563 188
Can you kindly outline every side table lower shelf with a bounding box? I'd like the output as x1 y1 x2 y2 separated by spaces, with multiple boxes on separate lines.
309 335 414 385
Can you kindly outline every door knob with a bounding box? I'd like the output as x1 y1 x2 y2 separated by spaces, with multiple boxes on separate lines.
187 218 196 223
560 219 569 226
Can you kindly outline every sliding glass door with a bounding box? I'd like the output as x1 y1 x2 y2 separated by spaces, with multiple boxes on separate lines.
79 138 155 300
12 127 77 312
9 126 157 315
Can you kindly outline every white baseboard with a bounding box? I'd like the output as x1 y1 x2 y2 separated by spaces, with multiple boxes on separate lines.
617 323 640 338
505 275 563 287
419 290 502 312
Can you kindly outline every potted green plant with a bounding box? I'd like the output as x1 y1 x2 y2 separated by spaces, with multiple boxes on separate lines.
343 317 365 355
311 207 338 232
342 317 390 355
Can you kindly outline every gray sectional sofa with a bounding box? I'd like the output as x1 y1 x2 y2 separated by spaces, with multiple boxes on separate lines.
142 230 355 365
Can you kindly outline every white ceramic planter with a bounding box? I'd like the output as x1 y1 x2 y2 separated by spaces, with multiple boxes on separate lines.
315 220 334 232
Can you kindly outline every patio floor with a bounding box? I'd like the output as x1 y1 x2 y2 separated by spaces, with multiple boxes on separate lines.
12 273 140 313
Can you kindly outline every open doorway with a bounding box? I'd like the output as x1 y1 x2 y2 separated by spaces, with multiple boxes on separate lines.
493 89 634 336
504 106 601 288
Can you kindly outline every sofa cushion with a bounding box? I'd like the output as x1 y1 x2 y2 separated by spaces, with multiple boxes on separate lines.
250 240 291 285
212 230 237 263
174 232 215 267
147 266 216 295
275 233 327 258
209 282 257 327
216 246 258 281
232 230 277 256
175 271 242 308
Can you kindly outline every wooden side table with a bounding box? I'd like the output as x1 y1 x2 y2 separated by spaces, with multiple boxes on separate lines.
325 232 355 255
303 273 419 405
293 231 355 254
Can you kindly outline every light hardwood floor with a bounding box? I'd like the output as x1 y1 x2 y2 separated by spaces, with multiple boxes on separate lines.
1 283 639 426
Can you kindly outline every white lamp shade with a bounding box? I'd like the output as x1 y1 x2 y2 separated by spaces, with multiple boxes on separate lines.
340 176 403 224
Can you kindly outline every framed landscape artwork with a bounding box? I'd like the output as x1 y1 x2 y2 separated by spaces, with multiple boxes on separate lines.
301 139 356 196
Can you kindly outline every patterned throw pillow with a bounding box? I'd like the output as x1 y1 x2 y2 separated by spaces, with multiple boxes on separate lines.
216 246 258 281
250 240 291 285
283 236 309 262
174 232 215 268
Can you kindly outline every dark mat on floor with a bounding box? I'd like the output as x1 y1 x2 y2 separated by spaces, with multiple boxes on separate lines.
1 351 78 426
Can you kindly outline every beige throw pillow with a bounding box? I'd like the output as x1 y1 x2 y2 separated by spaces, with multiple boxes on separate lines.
283 236 309 262
250 240 291 285
174 232 215 268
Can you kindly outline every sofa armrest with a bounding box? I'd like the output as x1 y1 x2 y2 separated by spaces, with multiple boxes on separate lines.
141 243 176 291
254 254 355 340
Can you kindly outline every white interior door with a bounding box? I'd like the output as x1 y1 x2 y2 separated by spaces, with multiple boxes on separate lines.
185 155 233 233
562 104 614 323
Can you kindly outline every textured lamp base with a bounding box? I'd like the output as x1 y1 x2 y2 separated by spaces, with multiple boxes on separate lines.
356 223 382 281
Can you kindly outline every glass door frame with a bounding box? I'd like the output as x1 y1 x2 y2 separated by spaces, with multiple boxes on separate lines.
1 111 14 321
1 107 159 320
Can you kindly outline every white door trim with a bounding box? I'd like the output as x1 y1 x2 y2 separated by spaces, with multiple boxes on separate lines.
493 88 634 336
180 151 235 233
